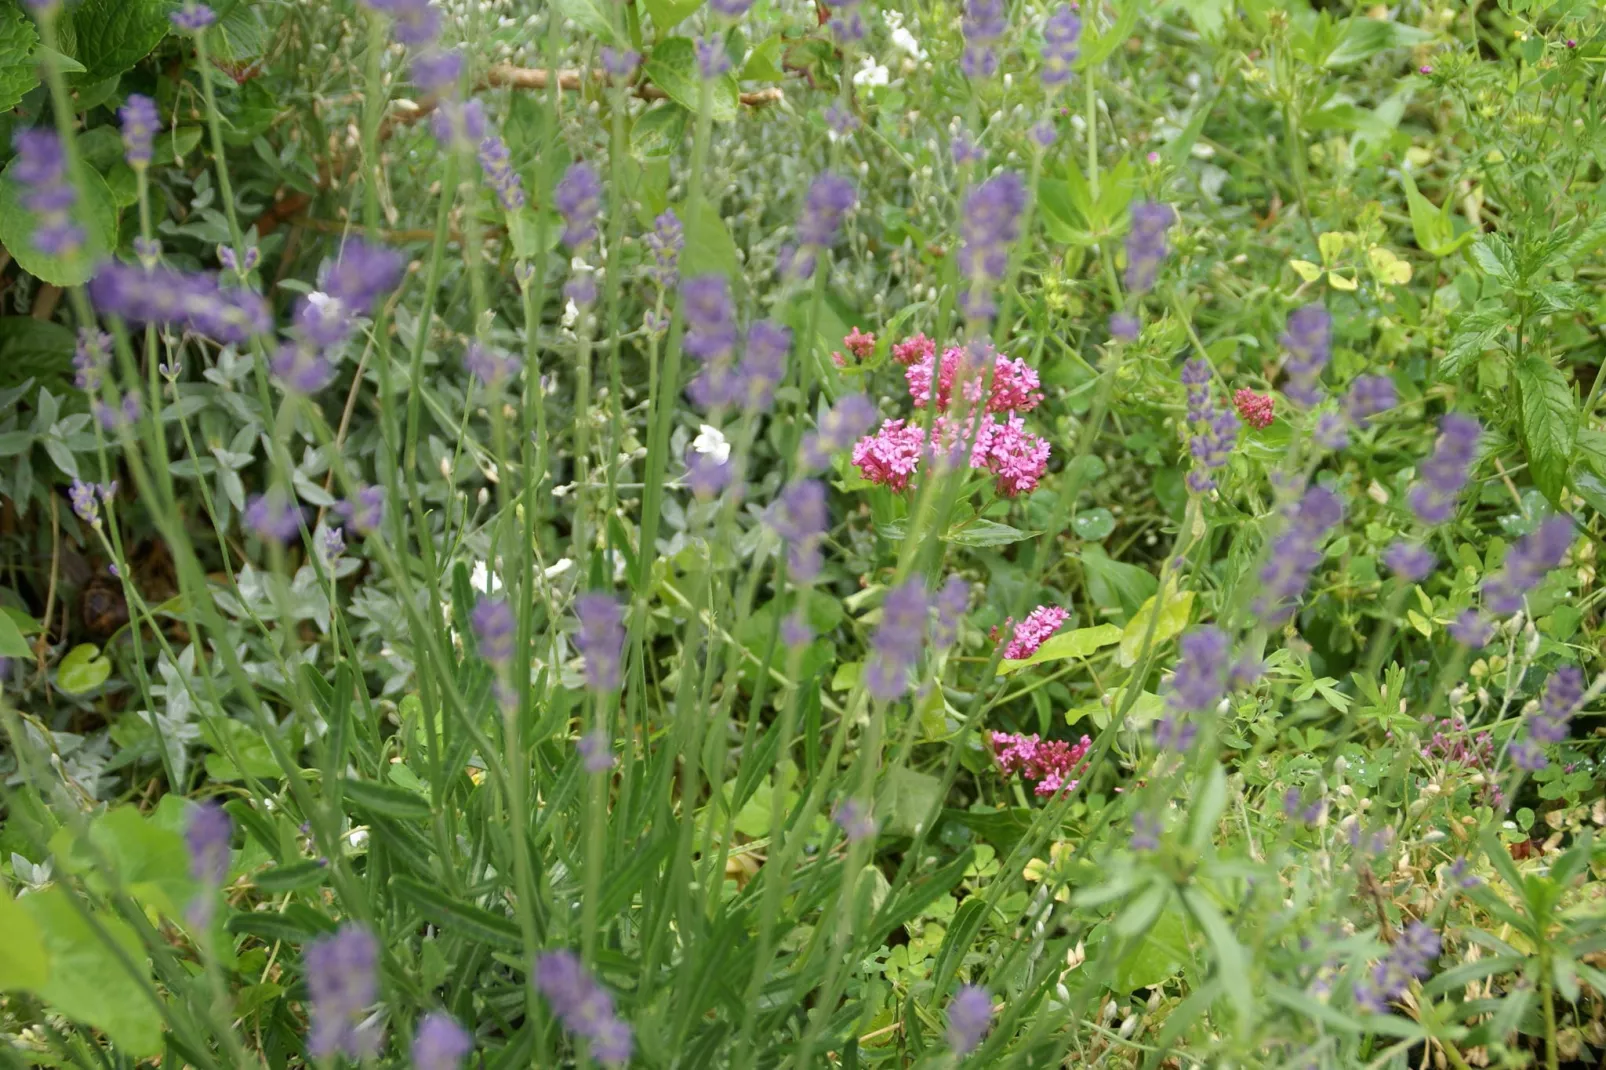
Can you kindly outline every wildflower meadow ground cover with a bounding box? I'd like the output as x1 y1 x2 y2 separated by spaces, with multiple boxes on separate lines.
1 0 1605 1065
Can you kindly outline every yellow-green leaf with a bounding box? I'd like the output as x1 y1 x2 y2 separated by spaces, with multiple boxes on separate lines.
998 624 1122 675
1288 259 1322 282
0 893 48 991
57 643 112 694
1326 270 1358 291
1119 587 1195 667
22 888 162 1056
1367 247 1412 285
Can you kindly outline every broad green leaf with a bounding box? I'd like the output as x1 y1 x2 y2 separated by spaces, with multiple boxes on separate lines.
1079 546 1158 619
678 195 740 281
631 104 687 158
0 609 31 657
553 0 623 47
1072 507 1116 540
22 888 162 1056
1114 881 1171 938
1079 0 1140 68
1324 18 1433 67
1399 170 1468 257
0 893 48 991
56 643 112 694
0 162 118 287
70 0 176 84
202 716 285 781
37 45 86 75
998 624 1122 674
1440 303 1506 379
879 765 942 837
1118 586 1195 667
644 37 739 123
1167 0 1230 37
0 2 41 112
1515 357 1577 507
741 33 785 80
1470 235 1518 288
944 519 1041 547
1068 686 1166 728
642 0 702 33
1096 904 1192 991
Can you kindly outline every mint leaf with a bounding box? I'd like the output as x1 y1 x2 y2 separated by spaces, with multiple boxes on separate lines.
70 0 175 84
1515 357 1578 506
0 162 118 287
0 1 42 112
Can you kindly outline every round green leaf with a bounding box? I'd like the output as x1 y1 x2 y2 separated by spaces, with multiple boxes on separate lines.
0 161 118 287
57 643 113 694
1072 507 1116 540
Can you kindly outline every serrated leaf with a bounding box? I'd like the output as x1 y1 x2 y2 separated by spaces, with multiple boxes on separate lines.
57 643 111 694
644 37 739 123
1470 236 1518 287
0 162 118 287
70 0 176 84
0 2 41 112
1515 357 1577 507
1119 586 1194 668
998 623 1122 675
1440 305 1507 378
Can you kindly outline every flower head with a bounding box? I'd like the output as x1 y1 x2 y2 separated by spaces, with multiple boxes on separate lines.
186 801 232 886
1345 375 1396 428
555 162 602 248
961 0 1006 79
783 173 857 279
464 341 521 387
765 480 829 582
1407 413 1480 525
1109 312 1140 341
577 730 615 773
338 484 386 535
1383 541 1435 583
1040 4 1082 86
1124 201 1175 295
992 731 1092 795
852 420 925 490
696 35 730 78
305 924 381 1060
998 605 1069 660
1167 626 1230 714
1448 610 1493 648
946 985 994 1055
472 597 515 666
91 263 269 346
1281 305 1333 406
1252 486 1344 624
361 0 441 46
802 394 878 469
1483 515 1573 614
170 3 216 31
11 130 82 257
412 48 463 91
119 95 159 168
959 173 1027 319
245 491 303 544
931 576 970 649
1233 388 1275 430
644 210 683 289
575 594 626 693
478 134 525 212
865 580 928 700
534 950 632 1066
412 1012 472 1070
832 798 879 842
600 47 640 77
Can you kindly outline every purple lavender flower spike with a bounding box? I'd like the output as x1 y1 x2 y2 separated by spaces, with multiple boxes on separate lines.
765 480 829 583
1124 201 1175 295
1280 305 1333 405
464 341 520 387
600 47 641 77
710 0 753 15
1040 4 1082 86
783 173 857 281
362 0 441 46
1407 413 1480 525
245 491 303 544
832 798 878 842
412 1012 472 1070
338 484 386 535
644 210 683 288
472 597 515 666
270 344 336 394
959 172 1028 319
1252 485 1344 624
1345 374 1397 428
186 801 232 886
781 611 813 648
1448 610 1493 649
554 162 602 249
1382 541 1435 583
1353 922 1439 1015
170 3 216 31
533 950 633 1066
1313 411 1350 451
575 594 626 693
1167 626 1230 713
91 262 272 343
478 134 525 211
1109 312 1140 341
305 924 381 1060
696 35 731 78
577 730 615 773
931 576 970 649
412 49 463 92
120 94 159 168
946 985 994 1055
740 320 791 412
11 130 83 258
73 328 111 391
1483 514 1573 614
961 0 1006 79
802 394 877 469
865 580 928 701
1130 811 1161 852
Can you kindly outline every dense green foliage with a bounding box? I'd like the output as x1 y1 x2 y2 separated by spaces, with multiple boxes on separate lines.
1 0 1604 1065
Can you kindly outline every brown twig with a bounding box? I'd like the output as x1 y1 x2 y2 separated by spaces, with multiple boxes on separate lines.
381 64 785 138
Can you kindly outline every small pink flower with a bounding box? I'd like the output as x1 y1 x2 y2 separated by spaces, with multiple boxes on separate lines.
984 414 1050 496
852 420 925 490
999 605 1069 660
892 332 936 366
844 326 876 359
991 730 1092 795
906 346 1043 415
1233 388 1275 430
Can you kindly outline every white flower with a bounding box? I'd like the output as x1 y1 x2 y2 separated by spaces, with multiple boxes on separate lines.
562 299 580 328
852 56 889 87
890 26 925 58
692 424 731 464
470 561 503 594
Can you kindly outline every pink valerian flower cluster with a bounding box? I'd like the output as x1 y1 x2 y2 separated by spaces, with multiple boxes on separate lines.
831 326 877 367
905 345 1043 414
992 731 1093 795
1421 717 1495 768
1233 388 1275 430
852 335 1052 497
995 604 1069 660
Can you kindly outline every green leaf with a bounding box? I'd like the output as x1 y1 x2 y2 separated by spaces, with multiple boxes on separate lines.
631 103 687 158
1186 764 1228 852
552 0 622 47
944 519 1041 547
1515 357 1577 506
878 765 942 837
1096 903 1192 991
998 624 1122 675
70 0 176 84
1399 170 1468 257
342 778 432 821
1181 888 1255 1032
1440 304 1507 378
22 887 162 1057
1118 586 1195 668
1325 18 1433 67
1080 0 1140 67
1078 546 1158 618
0 2 41 112
741 33 785 80
1072 507 1116 540
1166 0 1230 37
392 876 524 950
1114 881 1171 938
678 195 740 280
56 643 112 694
0 892 49 991
0 609 31 658
252 859 330 893
38 45 86 75
642 0 703 33
0 162 118 288
1470 235 1518 288
644 37 739 122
